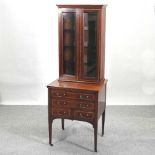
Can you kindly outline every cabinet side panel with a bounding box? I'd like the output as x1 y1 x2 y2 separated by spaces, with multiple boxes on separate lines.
98 84 106 119
100 7 106 81
58 10 63 78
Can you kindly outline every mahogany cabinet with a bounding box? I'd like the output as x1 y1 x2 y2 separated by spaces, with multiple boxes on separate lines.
47 5 107 152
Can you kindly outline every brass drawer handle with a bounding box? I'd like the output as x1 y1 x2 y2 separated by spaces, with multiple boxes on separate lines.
79 95 83 99
59 111 67 116
56 93 62 97
57 101 67 105
86 95 89 98
79 112 91 118
79 113 84 118
54 92 66 97
79 103 89 108
80 95 91 99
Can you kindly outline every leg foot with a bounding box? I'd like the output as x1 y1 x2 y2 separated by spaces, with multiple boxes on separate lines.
102 110 105 136
94 123 98 152
48 117 53 145
62 118 64 130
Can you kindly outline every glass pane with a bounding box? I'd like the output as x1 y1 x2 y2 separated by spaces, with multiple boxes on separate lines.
63 13 75 75
83 13 97 77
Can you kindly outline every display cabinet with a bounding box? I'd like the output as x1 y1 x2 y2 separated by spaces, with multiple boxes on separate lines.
47 5 107 152
58 5 106 83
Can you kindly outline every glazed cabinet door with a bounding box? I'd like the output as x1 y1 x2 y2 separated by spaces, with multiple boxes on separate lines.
80 9 101 82
59 9 80 81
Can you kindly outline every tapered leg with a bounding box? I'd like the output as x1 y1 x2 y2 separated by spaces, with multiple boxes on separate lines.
94 123 98 152
62 118 64 130
48 117 53 146
102 110 105 136
102 83 107 136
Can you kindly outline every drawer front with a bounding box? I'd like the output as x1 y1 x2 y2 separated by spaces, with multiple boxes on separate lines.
52 90 66 98
51 89 95 101
52 108 71 118
66 92 95 100
74 110 94 121
75 101 94 110
52 99 72 108
52 99 94 111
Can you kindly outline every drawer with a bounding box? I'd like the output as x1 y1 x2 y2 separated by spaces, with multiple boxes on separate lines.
66 92 95 100
51 89 95 101
74 110 94 121
52 108 71 118
52 99 71 108
75 101 94 111
52 99 94 111
51 90 66 98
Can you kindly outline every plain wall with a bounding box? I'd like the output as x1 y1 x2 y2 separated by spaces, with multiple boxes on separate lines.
0 0 155 105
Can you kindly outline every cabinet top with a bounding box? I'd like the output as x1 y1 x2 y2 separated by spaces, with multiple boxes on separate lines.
57 5 107 9
47 79 107 91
